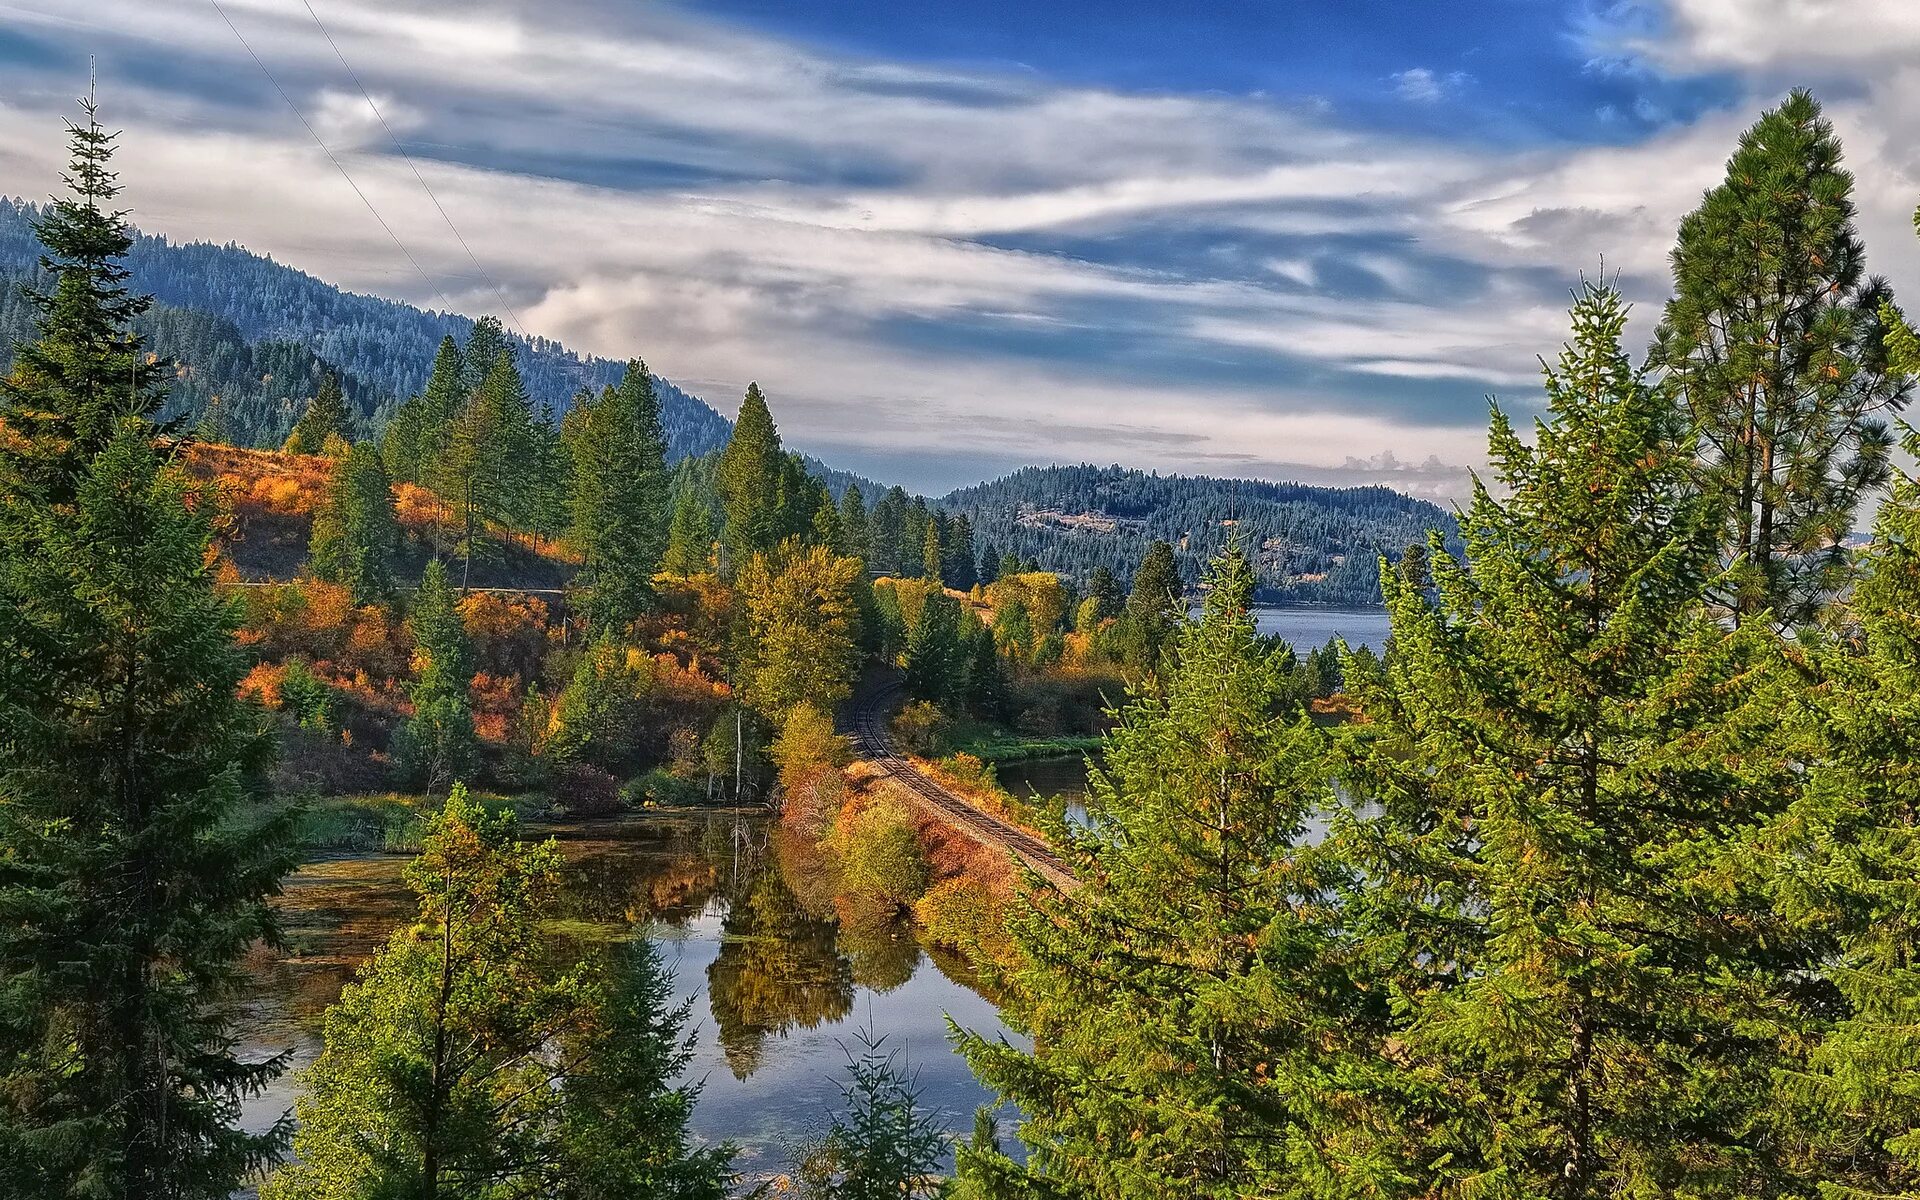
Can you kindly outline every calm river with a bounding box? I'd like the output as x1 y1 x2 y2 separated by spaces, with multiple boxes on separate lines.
236 811 1013 1181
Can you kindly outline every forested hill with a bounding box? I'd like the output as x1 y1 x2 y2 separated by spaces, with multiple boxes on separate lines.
945 464 1458 606
0 197 731 459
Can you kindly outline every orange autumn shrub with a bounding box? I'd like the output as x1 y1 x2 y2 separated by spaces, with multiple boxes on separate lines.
183 443 332 517
459 592 551 683
238 661 286 709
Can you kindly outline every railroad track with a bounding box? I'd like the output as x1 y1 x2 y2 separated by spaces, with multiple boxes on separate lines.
849 681 1076 889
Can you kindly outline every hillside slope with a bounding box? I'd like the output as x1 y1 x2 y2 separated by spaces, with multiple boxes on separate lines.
0 198 731 459
944 464 1458 606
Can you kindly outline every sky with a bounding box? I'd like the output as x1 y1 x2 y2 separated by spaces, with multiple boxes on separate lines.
3 1 1920 497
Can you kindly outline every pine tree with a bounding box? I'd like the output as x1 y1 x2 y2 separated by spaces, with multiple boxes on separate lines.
396 559 476 792
568 360 670 628
840 483 870 564
958 545 1346 1198
714 383 785 572
0 106 298 1198
0 97 168 499
1652 90 1909 626
282 372 352 455
310 441 399 605
662 487 716 578
1335 281 1802 1197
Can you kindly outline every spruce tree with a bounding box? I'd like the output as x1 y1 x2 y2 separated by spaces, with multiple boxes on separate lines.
904 588 965 705
958 546 1346 1198
396 559 476 792
1336 281 1802 1197
976 541 1000 586
0 97 168 499
382 336 464 486
840 483 870 565
268 789 733 1200
0 106 298 1198
1773 432 1920 1197
1122 539 1182 667
945 513 977 590
662 487 716 578
433 350 525 586
1652 90 1909 625
282 372 352 455
568 359 670 628
715 383 784 572
310 441 399 605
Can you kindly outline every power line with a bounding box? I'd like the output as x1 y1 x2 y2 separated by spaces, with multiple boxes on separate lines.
299 0 532 340
206 0 458 316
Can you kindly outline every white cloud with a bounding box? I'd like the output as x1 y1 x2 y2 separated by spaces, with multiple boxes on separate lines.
1392 67 1470 103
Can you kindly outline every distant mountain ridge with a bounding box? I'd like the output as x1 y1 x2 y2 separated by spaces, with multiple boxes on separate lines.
944 463 1458 607
0 197 733 460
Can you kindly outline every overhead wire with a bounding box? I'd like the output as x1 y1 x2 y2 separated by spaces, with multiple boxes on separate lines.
298 0 532 340
206 0 459 316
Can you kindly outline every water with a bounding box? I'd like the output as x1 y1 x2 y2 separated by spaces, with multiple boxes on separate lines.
1248 605 1391 652
237 812 1013 1180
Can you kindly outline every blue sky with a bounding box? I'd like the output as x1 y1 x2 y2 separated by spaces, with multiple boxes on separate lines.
2 0 1918 495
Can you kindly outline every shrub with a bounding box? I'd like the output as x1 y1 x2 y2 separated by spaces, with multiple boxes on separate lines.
890 700 950 757
831 797 928 916
622 768 707 809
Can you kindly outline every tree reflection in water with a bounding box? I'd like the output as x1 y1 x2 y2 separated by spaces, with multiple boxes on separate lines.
707 866 854 1078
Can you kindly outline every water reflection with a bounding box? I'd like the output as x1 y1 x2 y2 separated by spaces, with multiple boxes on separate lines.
238 810 1011 1177
707 867 854 1078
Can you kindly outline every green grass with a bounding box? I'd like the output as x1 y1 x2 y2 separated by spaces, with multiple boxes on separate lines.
288 790 536 855
943 724 1102 766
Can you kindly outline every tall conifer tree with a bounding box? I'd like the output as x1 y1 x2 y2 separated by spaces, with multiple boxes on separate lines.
0 97 167 499
568 359 670 627
396 559 476 792
0 103 297 1198
959 546 1346 1198
1337 282 1801 1197
282 372 352 455
1652 90 1908 625
715 383 784 573
1773 431 1920 1197
310 441 399 605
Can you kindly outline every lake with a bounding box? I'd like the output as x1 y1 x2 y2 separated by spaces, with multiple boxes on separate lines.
1248 604 1391 652
236 811 1014 1183
997 604 1392 824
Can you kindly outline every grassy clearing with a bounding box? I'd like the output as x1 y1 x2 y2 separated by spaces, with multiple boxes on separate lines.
286 790 536 855
943 722 1101 766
